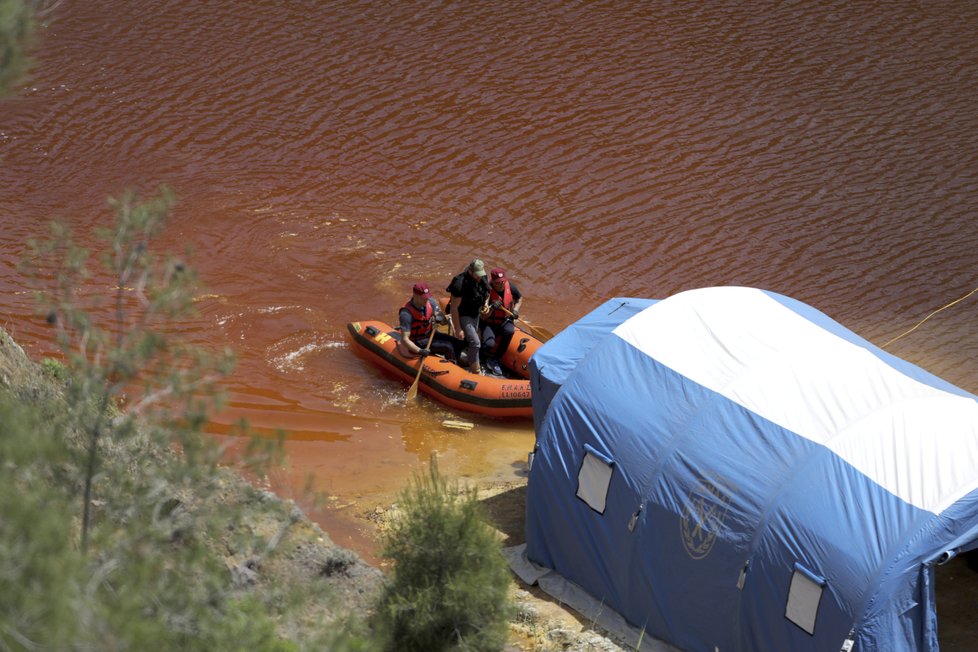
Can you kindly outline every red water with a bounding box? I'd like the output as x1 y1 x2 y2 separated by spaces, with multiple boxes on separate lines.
3 1 977 562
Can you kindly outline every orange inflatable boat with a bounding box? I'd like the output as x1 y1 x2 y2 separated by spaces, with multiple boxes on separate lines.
346 320 542 417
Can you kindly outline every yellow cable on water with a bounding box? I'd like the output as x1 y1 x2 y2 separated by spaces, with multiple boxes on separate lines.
882 285 978 349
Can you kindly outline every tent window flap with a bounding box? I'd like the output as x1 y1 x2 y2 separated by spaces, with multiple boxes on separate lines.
576 445 614 514
785 562 826 635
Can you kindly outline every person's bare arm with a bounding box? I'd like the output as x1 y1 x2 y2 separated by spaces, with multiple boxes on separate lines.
397 309 424 357
447 296 462 338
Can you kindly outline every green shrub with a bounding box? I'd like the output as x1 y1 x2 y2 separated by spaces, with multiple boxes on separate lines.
40 356 68 381
0 397 83 650
373 458 513 652
0 0 34 97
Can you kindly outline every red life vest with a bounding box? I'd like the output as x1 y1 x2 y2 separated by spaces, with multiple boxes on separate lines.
402 298 434 342
484 282 513 325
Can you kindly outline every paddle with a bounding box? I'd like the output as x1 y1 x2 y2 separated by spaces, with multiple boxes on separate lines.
497 305 554 342
406 327 437 401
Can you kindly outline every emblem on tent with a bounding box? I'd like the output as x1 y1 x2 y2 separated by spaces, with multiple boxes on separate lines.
680 475 732 560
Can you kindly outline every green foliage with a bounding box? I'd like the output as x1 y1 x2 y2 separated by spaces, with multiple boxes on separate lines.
0 0 33 97
40 355 68 380
28 186 239 549
5 188 302 650
0 396 83 650
373 458 513 652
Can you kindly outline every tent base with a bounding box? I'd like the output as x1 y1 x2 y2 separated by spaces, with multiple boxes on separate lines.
504 544 681 652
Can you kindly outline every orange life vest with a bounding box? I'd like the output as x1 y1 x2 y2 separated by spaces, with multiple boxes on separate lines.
402 298 434 342
484 282 513 325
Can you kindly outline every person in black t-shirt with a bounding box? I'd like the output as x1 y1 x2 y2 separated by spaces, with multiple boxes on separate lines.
446 258 490 375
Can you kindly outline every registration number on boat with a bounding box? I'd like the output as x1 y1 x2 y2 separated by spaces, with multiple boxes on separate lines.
500 384 531 400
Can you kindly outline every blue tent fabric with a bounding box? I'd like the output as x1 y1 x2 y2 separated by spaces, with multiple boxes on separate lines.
525 287 978 651
529 297 657 430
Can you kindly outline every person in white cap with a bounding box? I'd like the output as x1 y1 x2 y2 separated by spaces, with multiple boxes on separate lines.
446 258 491 375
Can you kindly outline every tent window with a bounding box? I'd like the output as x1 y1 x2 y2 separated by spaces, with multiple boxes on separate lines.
785 562 825 635
576 444 614 514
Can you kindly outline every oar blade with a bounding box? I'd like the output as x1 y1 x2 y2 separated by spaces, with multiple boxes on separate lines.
406 360 424 401
519 319 553 342
406 329 437 402
532 325 555 341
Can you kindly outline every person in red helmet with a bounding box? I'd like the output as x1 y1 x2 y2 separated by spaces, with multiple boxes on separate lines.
479 267 523 376
397 282 460 362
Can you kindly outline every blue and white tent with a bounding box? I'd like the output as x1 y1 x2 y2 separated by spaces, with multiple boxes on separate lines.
519 287 978 651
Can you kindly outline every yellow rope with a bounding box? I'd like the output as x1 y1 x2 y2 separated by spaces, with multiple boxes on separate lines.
882 285 978 349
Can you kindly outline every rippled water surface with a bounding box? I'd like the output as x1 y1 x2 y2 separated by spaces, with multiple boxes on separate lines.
2 1 977 558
